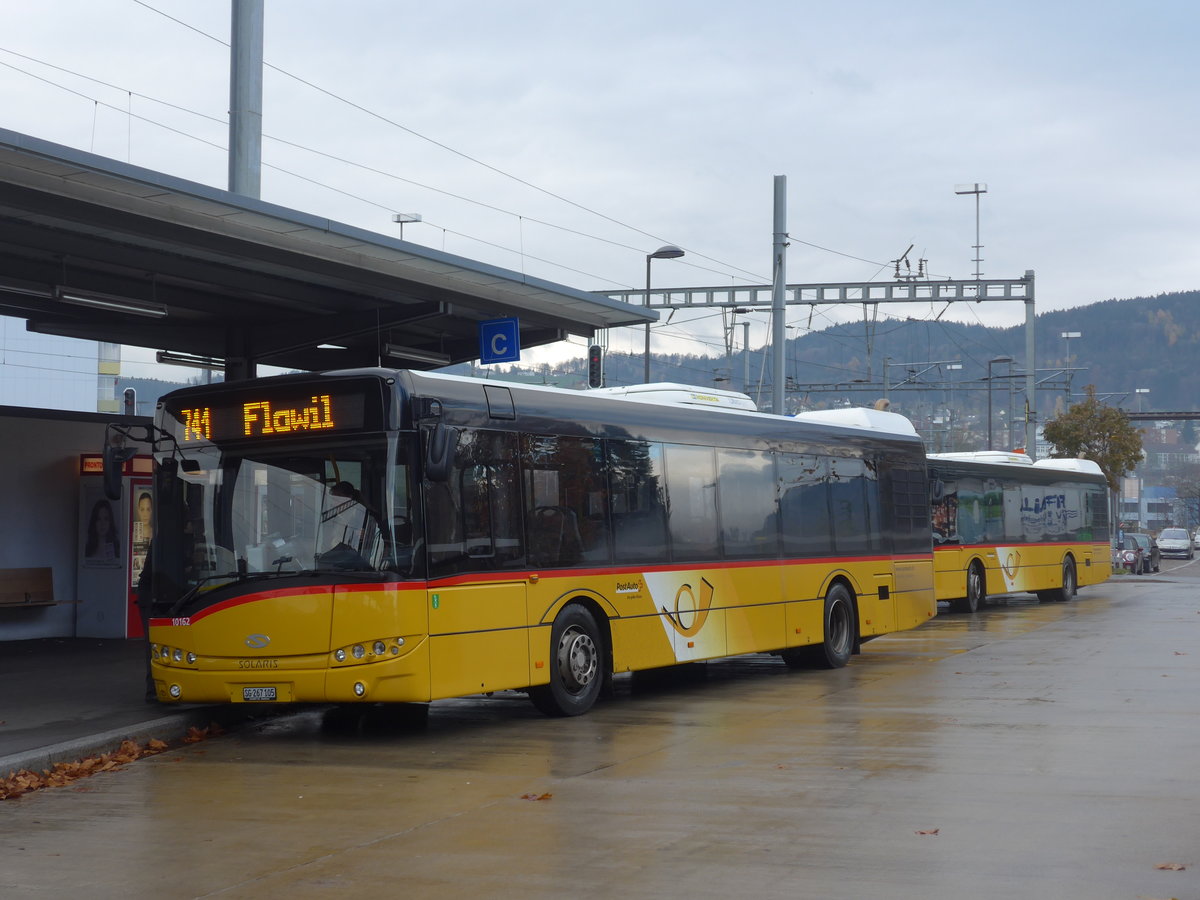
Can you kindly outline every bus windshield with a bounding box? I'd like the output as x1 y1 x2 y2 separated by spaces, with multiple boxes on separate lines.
156 432 419 605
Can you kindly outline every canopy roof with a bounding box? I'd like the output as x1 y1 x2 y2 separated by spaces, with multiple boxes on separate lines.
0 128 654 378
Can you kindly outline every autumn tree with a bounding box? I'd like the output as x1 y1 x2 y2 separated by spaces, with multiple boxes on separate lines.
1041 385 1144 491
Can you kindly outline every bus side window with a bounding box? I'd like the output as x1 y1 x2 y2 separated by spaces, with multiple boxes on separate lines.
829 457 872 555
716 448 779 559
664 444 719 562
426 429 523 575
609 440 668 564
778 454 832 557
520 435 608 567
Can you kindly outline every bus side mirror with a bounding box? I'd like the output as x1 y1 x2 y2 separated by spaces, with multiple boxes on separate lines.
425 424 459 482
102 441 137 500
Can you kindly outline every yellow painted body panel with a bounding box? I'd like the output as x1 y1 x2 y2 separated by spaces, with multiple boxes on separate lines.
150 556 937 706
428 582 530 697
933 541 1111 602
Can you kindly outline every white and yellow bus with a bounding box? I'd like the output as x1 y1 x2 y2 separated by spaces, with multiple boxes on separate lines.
927 451 1111 613
126 370 936 716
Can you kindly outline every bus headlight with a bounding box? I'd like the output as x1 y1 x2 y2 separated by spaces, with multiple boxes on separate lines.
334 649 346 662
353 682 366 697
352 644 365 659
169 684 182 699
373 641 387 655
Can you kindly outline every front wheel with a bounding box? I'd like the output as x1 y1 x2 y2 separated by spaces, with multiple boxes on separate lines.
529 604 605 717
953 561 986 613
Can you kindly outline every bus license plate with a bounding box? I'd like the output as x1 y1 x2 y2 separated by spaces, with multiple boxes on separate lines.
242 686 277 701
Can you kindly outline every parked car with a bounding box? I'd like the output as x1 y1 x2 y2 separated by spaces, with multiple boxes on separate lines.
1157 527 1194 560
1128 532 1161 573
1117 536 1145 574
1194 529 1200 550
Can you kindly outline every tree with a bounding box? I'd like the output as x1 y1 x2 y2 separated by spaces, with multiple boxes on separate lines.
1042 385 1144 491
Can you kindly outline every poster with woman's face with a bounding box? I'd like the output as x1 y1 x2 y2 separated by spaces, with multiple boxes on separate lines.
131 487 153 588
82 487 122 568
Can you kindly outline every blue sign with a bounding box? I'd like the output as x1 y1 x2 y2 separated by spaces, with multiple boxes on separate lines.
479 317 520 365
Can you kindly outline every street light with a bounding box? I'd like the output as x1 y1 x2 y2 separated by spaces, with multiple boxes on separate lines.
1061 331 1081 402
987 355 1013 450
392 213 422 239
644 245 684 383
1135 387 1150 413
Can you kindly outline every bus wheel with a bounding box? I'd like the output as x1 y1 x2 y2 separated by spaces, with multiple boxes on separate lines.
1038 557 1077 603
530 605 604 717
954 561 986 613
782 583 855 669
1057 558 1077 602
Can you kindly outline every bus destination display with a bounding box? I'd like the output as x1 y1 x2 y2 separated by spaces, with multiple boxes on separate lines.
167 383 375 443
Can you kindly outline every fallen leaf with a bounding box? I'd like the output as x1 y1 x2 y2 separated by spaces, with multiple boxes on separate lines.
520 792 553 801
915 829 940 836
1155 862 1186 871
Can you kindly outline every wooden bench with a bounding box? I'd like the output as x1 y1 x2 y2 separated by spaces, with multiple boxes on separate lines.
0 567 55 607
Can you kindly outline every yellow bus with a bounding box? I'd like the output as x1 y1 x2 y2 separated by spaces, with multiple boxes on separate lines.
122 370 936 716
927 451 1111 613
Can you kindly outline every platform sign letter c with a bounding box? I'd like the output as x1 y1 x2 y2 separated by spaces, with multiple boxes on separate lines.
479 318 521 365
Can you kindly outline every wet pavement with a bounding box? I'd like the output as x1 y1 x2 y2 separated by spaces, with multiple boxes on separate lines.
0 638 269 776
2 564 1199 899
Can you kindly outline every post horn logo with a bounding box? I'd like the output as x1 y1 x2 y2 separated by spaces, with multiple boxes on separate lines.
245 634 271 649
662 578 715 638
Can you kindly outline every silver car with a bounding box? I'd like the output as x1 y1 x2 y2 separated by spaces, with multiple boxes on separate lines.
1157 527 1194 560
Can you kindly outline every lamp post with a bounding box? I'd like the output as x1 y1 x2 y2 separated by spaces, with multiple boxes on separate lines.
987 355 1013 450
945 363 963 448
1061 331 1081 403
392 213 422 239
644 245 684 383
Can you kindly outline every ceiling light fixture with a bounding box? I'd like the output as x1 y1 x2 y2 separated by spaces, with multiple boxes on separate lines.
156 350 225 371
55 286 168 318
0 277 53 299
383 343 450 366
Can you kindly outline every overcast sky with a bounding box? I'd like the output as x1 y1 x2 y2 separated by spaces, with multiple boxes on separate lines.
2 0 1198 379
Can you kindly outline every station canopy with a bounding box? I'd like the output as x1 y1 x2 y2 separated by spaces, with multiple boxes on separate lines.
0 128 655 379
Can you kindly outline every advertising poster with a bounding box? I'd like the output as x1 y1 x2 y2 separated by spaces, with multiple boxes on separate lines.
81 486 122 569
130 484 153 589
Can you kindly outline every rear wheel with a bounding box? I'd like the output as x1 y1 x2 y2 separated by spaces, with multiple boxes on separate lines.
1038 557 1077 603
1057 558 1077 602
782 583 855 669
529 604 604 717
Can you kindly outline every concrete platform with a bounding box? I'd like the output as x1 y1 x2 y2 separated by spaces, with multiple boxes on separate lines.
0 638 257 776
